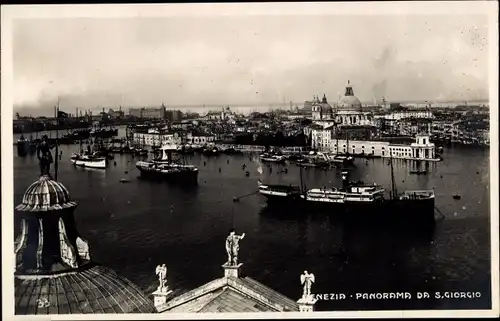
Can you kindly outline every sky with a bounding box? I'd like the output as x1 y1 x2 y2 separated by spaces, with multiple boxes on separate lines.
12 13 490 116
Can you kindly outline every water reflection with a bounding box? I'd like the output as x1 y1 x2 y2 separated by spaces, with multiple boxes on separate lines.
12 144 491 310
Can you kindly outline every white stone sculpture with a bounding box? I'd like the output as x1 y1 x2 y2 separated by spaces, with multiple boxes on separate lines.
155 264 168 292
225 229 245 266
300 270 315 299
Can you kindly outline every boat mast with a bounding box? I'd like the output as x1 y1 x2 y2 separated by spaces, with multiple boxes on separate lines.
299 164 304 194
389 146 397 199
336 123 339 156
346 131 349 156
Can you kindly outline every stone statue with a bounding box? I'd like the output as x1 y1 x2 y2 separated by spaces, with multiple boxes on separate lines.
300 270 315 299
155 264 168 292
36 135 55 176
225 229 245 266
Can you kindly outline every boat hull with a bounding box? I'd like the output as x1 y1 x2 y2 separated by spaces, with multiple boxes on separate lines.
74 159 107 169
260 191 435 226
136 165 199 185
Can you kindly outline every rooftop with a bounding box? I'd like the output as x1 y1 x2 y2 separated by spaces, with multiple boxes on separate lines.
152 231 316 313
159 276 299 313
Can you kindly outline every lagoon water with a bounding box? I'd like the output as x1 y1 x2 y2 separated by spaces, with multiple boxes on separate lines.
12 131 491 311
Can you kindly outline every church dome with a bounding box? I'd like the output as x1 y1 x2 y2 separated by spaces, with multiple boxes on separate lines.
337 81 363 112
15 263 157 314
311 94 333 119
14 173 157 315
15 175 77 212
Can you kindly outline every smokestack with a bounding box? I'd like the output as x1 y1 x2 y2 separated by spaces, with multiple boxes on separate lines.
341 170 350 190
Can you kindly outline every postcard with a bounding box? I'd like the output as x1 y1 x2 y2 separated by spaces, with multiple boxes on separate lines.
1 2 498 319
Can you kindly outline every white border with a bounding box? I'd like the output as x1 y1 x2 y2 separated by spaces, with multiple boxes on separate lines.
2 2 499 319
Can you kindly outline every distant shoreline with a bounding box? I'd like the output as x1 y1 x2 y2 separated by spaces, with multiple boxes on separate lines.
11 99 490 118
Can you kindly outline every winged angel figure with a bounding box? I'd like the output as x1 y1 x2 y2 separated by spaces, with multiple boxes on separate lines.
300 270 315 298
155 264 168 291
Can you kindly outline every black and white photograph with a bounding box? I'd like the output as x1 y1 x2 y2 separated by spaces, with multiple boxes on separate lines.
1 2 498 319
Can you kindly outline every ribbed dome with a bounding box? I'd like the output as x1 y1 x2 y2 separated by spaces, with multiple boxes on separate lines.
15 263 156 314
15 171 157 315
338 95 362 111
16 175 77 212
337 81 363 112
312 94 334 119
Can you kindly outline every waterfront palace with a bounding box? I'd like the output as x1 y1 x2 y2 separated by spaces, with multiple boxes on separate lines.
309 82 439 161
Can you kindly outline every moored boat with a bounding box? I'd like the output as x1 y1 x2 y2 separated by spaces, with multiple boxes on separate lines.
71 153 107 169
259 153 286 163
135 144 198 184
17 135 29 157
257 180 302 204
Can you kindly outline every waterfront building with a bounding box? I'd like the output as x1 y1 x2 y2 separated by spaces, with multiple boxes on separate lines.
310 123 334 151
383 107 434 121
185 131 216 145
331 134 438 161
133 131 184 147
14 170 156 314
152 231 314 313
334 81 374 127
396 118 433 136
129 104 167 119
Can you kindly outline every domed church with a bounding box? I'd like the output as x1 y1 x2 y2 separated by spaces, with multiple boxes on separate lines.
14 167 156 314
311 94 334 121
334 80 372 126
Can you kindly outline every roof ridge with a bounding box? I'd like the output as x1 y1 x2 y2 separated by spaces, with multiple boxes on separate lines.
157 277 227 312
241 276 299 307
196 287 229 313
227 277 298 312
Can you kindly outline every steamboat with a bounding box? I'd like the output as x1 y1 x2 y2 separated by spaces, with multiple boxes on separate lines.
70 152 107 169
258 150 436 226
135 144 198 184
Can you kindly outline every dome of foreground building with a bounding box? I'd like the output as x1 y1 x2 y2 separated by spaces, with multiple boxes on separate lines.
14 173 156 315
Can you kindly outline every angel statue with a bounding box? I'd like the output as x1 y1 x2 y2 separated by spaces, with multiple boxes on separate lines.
155 264 168 292
225 229 245 266
300 270 315 299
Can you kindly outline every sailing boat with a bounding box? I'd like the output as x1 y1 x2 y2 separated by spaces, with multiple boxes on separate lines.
257 166 304 206
135 143 198 184
70 139 107 169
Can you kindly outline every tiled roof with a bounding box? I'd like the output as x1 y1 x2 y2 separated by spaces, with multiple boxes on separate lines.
238 277 299 310
15 263 156 314
15 175 77 212
159 276 299 313
198 288 271 312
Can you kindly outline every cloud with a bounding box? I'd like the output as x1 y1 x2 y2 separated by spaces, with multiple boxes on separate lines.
12 15 489 115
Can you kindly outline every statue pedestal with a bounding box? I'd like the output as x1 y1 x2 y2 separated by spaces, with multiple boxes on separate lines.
222 263 243 278
297 295 317 312
152 287 173 310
